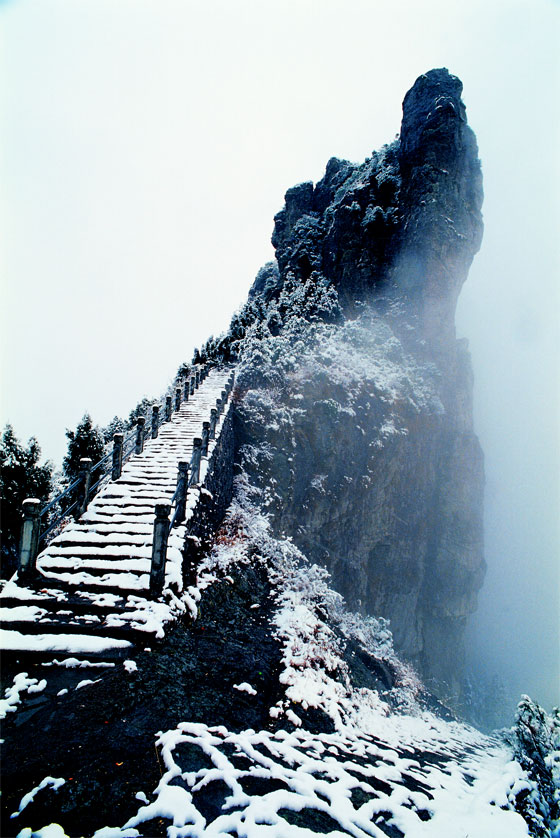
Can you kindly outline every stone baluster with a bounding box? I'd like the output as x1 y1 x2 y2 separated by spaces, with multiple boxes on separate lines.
149 504 170 598
18 498 41 580
195 370 200 388
209 408 217 440
201 421 210 456
175 387 181 412
112 433 124 480
151 405 160 439
135 416 146 455
190 376 195 396
182 535 199 589
174 462 189 525
76 458 93 517
183 378 190 402
165 396 172 422
189 438 202 486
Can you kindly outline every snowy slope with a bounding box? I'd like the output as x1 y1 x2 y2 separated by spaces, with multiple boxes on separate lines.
3 496 539 838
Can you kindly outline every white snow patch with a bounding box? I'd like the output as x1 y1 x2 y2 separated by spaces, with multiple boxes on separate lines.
11 776 65 818
1 672 46 719
75 678 101 690
16 825 71 838
233 682 257 695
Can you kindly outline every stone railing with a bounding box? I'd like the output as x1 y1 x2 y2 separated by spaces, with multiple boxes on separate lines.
17 364 231 593
149 370 235 597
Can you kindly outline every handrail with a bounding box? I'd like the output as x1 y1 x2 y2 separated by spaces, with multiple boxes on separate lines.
88 472 111 496
92 448 114 472
40 500 79 541
40 477 82 517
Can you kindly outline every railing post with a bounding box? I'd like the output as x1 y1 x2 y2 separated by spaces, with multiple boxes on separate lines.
165 396 172 422
149 504 170 598
182 535 199 589
174 461 189 524
151 405 160 439
175 387 181 412
112 433 124 480
220 390 227 415
18 498 41 580
215 396 222 417
189 438 202 486
201 421 210 456
76 458 93 517
190 376 195 396
183 378 190 402
135 416 146 455
195 370 200 388
209 408 217 440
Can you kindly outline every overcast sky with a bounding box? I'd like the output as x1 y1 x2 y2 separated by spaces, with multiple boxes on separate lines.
1 0 558 709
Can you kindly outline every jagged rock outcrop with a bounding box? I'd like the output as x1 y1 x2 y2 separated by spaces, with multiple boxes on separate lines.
226 69 486 696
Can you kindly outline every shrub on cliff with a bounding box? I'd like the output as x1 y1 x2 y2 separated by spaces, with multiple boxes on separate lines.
511 695 560 836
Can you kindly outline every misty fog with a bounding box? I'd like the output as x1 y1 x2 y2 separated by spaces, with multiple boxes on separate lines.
457 163 559 713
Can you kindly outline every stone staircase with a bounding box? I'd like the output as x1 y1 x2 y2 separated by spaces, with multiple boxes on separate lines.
0 367 234 699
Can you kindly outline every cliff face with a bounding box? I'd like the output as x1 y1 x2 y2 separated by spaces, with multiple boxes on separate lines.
231 69 484 694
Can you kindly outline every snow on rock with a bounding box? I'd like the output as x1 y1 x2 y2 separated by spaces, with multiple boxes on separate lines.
233 682 257 695
75 678 101 690
10 776 65 819
1 672 47 719
112 720 530 838
16 823 70 838
43 658 115 669
123 660 138 674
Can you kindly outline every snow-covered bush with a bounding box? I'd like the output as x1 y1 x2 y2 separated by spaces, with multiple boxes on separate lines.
510 695 560 836
202 483 423 732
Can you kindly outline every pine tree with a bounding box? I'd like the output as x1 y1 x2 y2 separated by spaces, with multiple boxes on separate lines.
0 425 53 578
63 414 105 485
102 415 126 444
127 398 153 429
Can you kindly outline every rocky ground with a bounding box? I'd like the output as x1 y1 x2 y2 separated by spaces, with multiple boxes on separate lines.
1 557 287 836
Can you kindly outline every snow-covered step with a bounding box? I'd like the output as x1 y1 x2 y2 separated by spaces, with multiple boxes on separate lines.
1 629 133 655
